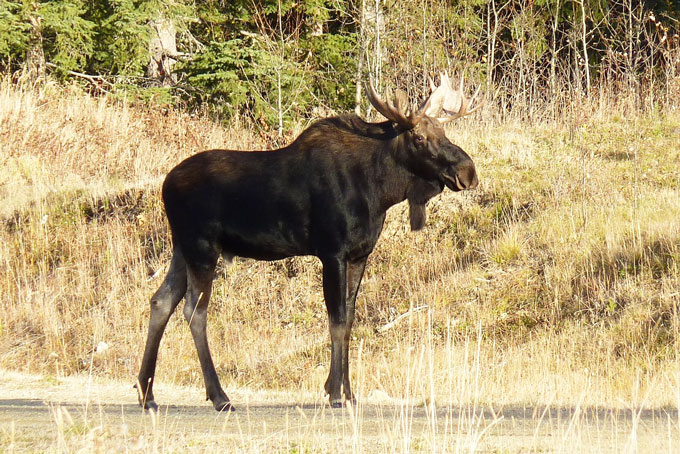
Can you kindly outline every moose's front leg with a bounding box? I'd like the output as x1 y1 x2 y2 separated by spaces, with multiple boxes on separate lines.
341 257 368 403
321 257 348 407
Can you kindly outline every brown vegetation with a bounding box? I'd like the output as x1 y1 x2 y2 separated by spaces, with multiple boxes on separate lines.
0 78 679 417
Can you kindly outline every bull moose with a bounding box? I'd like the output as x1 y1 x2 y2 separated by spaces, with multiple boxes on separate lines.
137 74 482 411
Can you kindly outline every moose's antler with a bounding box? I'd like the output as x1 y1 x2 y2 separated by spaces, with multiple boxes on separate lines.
366 82 431 129
425 72 484 123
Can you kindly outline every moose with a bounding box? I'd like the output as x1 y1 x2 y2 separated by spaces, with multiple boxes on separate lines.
137 74 482 411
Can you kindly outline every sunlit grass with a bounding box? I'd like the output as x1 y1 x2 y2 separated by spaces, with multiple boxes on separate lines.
0 79 679 451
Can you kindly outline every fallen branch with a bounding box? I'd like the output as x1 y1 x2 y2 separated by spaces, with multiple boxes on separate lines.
45 62 115 94
378 305 429 333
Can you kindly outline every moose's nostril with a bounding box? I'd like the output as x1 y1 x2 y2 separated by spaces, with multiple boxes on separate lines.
456 162 478 190
469 172 479 189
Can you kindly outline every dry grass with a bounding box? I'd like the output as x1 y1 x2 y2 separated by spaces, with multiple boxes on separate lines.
0 346 677 453
0 79 679 451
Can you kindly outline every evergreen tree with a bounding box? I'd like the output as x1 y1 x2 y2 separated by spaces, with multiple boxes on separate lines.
0 1 31 66
38 0 95 74
0 1 677 122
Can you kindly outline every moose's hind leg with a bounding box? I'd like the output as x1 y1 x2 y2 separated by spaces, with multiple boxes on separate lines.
137 249 188 410
183 263 233 412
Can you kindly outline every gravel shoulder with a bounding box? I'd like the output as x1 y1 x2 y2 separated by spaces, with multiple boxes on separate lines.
1 370 677 453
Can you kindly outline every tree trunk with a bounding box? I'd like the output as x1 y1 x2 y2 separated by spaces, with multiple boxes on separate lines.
25 12 45 79
579 0 591 95
355 0 367 115
147 19 178 86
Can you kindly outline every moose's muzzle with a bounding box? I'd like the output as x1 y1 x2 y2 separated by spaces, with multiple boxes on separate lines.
441 160 478 191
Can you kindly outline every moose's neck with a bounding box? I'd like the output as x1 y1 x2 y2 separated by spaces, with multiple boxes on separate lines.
369 137 407 209
372 135 444 230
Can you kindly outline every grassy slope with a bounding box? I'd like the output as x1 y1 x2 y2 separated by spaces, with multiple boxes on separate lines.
1 80 679 409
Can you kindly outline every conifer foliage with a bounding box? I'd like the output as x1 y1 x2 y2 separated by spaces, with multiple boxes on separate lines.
0 1 678 127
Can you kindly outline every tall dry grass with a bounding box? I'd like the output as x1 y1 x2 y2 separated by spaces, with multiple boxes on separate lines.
0 77 679 418
1 336 677 453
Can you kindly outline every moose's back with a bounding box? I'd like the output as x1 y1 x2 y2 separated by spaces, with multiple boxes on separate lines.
162 116 392 264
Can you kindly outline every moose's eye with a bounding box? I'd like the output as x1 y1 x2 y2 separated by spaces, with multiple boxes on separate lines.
414 134 425 144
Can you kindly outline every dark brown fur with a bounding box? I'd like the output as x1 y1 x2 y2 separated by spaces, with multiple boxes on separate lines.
136 112 477 412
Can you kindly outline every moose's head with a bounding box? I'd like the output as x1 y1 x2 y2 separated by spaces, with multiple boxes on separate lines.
366 73 482 229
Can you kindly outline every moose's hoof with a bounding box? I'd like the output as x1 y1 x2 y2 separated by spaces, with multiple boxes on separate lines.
135 383 158 412
214 401 235 413
143 400 158 412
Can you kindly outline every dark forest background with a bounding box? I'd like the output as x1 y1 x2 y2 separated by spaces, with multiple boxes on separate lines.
2 0 679 132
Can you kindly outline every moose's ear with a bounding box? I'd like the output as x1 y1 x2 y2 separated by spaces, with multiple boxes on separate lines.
406 179 444 231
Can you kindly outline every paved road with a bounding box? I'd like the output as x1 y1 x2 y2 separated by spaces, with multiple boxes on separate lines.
1 371 677 453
